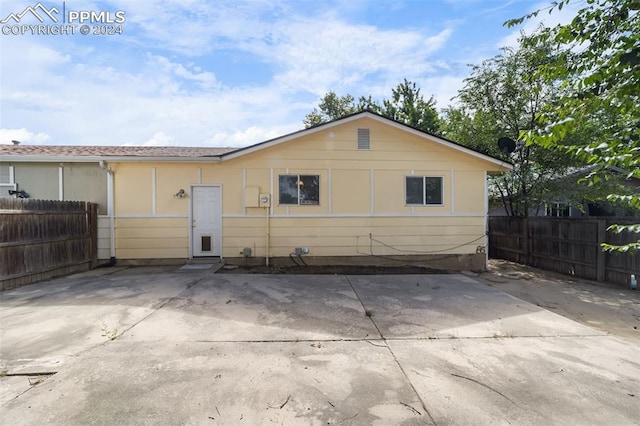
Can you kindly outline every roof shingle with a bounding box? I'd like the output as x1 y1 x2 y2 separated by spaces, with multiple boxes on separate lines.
0 145 236 157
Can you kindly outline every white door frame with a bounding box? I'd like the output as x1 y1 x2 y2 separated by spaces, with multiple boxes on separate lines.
189 184 223 259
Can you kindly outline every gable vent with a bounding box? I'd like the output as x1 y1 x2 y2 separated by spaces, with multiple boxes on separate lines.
357 128 370 150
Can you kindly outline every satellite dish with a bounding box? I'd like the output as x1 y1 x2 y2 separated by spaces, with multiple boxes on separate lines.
498 137 517 154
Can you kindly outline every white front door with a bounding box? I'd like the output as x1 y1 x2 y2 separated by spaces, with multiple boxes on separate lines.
191 185 222 257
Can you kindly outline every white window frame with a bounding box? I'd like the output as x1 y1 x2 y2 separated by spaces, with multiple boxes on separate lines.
405 175 444 206
545 202 570 217
0 165 17 196
278 174 320 206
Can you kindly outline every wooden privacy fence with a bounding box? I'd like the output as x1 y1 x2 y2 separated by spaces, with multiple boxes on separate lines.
0 199 98 290
488 217 640 286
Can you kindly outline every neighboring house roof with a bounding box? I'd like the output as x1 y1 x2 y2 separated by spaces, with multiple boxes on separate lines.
0 111 513 170
0 145 236 162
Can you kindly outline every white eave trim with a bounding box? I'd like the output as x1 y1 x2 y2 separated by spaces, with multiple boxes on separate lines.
1 155 223 163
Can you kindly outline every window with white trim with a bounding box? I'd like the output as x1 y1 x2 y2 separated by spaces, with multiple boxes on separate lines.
278 174 320 205
405 176 443 205
0 165 12 184
0 166 16 198
545 202 570 217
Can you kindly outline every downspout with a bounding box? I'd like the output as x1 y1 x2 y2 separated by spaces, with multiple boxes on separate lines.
265 206 270 267
484 171 489 270
267 169 273 267
100 160 116 265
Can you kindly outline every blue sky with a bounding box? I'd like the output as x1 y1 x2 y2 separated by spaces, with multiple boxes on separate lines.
0 0 579 147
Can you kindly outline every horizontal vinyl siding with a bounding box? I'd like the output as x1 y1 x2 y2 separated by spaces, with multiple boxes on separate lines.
97 217 111 260
115 218 188 259
115 226 187 239
222 216 485 258
229 155 478 172
117 248 189 259
223 119 493 172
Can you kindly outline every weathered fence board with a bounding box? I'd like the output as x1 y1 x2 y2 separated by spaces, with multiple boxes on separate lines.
489 217 640 287
0 199 98 290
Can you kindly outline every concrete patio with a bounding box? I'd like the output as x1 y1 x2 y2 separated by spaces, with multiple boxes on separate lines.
1 266 638 425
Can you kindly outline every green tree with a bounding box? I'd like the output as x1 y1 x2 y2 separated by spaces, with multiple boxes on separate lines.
440 107 502 157
380 79 440 133
507 0 640 250
448 33 582 217
303 80 441 134
303 92 359 128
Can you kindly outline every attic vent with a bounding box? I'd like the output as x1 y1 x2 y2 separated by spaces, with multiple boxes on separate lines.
357 128 370 150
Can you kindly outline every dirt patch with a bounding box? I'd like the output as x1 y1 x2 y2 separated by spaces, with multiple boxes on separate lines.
218 264 450 275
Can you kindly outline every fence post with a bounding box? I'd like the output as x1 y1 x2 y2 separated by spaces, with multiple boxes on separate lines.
596 219 606 281
521 217 529 265
88 202 98 268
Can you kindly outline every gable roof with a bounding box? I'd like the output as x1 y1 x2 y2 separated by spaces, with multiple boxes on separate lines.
221 110 513 170
1 111 513 170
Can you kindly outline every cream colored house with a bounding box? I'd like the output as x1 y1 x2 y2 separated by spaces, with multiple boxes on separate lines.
1 111 512 269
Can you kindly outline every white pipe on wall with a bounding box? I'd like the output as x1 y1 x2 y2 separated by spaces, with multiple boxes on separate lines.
99 160 116 261
265 206 270 267
58 164 64 200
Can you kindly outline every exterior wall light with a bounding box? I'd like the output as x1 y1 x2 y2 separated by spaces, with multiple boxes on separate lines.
174 189 187 199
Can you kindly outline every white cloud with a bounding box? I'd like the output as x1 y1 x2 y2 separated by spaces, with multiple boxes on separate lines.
418 75 466 109
110 0 271 56
110 1 455 97
0 1 465 148
0 128 51 145
207 124 299 147
145 53 218 91
5 92 72 111
0 37 70 90
141 132 174 146
262 18 454 95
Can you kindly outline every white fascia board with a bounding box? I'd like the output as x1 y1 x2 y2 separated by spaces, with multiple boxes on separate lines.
2 156 222 163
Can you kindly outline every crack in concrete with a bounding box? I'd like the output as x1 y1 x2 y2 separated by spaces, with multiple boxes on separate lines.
175 333 607 344
343 275 438 426
1 276 208 402
114 276 207 339
55 276 208 363
1 372 57 405
450 373 516 405
2 372 57 377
